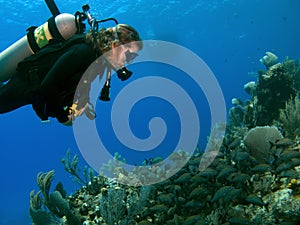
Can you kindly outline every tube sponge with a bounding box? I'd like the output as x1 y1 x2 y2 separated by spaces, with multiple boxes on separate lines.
259 51 278 68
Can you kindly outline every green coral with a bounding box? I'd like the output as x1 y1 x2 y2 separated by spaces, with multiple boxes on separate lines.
278 96 300 138
30 190 58 225
61 149 86 185
98 181 151 225
61 149 102 194
99 187 127 224
37 170 55 205
29 170 81 225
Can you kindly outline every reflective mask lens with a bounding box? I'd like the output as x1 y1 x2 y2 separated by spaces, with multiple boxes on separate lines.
125 50 138 63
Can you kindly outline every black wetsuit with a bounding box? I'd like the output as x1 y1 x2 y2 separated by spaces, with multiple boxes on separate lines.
0 36 98 123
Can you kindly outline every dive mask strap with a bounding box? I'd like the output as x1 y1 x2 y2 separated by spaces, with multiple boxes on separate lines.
113 25 120 42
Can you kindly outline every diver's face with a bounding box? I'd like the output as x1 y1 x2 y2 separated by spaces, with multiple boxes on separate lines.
105 42 139 70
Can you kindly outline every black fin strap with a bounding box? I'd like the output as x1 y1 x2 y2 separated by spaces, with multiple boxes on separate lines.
48 16 65 41
26 26 40 53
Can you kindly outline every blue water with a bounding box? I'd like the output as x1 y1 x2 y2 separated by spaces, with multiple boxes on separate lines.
0 0 299 224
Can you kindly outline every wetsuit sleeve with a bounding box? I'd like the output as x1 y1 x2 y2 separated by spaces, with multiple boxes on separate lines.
39 43 95 123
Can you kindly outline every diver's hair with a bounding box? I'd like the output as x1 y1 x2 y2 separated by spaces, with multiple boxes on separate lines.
115 24 143 49
86 24 143 53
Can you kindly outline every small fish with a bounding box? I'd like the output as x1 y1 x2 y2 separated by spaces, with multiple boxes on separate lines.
246 194 265 206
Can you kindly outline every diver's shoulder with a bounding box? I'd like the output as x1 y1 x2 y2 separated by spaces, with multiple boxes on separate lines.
69 40 93 53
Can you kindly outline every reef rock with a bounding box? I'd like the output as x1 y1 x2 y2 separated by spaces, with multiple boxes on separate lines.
264 188 300 223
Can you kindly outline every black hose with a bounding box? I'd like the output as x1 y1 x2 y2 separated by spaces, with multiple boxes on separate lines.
97 18 119 25
45 0 60 16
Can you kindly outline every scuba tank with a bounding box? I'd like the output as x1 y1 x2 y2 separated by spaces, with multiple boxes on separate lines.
0 0 86 82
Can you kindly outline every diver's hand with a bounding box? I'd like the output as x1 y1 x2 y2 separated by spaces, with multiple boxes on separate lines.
62 115 73 126
70 102 96 120
75 102 89 117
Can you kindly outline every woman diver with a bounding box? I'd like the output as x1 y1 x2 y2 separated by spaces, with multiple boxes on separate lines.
0 24 143 126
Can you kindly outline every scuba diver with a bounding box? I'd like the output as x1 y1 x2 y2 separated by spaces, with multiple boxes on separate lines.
0 23 143 126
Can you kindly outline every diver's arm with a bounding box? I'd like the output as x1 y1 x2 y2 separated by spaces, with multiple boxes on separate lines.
39 43 96 123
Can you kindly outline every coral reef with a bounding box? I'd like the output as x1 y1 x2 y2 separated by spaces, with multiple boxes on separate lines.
229 56 299 128
29 54 300 225
30 140 300 224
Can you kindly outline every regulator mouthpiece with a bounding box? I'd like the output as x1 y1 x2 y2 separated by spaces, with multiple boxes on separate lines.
117 67 132 81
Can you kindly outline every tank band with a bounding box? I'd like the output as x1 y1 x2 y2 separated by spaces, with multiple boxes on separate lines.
26 26 40 53
48 16 65 40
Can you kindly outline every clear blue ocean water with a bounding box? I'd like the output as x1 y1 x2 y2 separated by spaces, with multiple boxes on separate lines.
0 0 299 224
